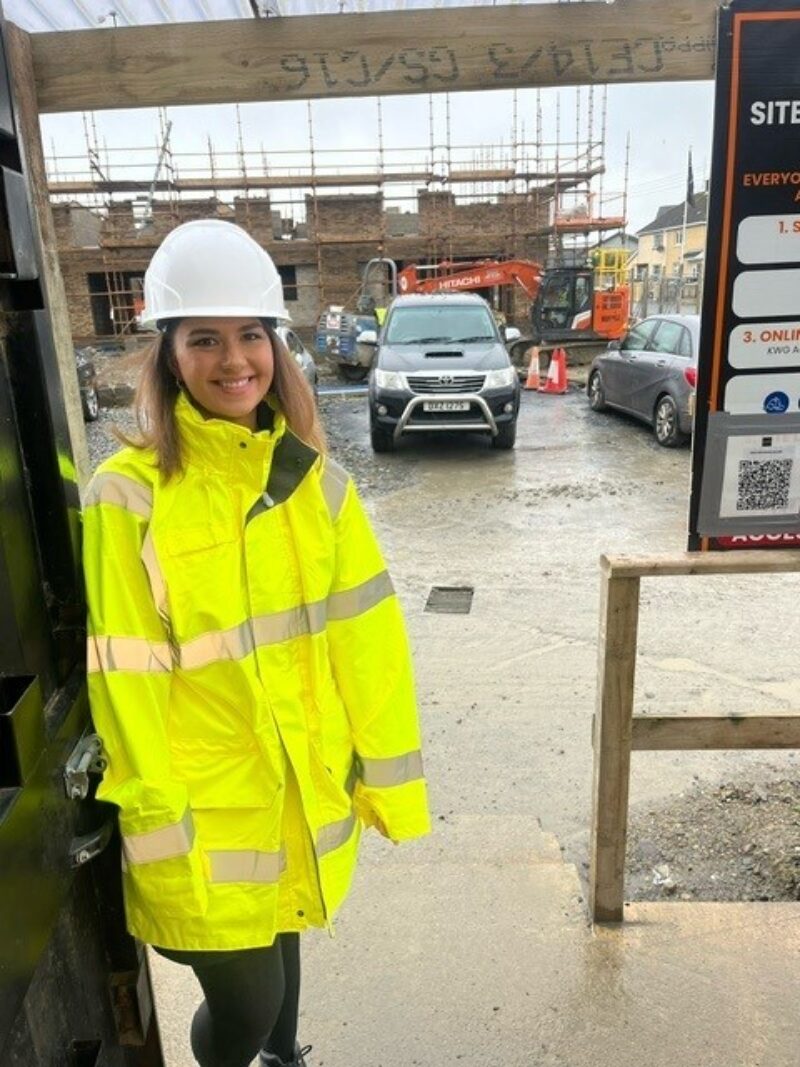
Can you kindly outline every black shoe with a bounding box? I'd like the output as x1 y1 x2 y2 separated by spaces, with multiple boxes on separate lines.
259 1044 312 1067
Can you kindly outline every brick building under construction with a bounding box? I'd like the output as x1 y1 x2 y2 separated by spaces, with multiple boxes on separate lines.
48 93 625 345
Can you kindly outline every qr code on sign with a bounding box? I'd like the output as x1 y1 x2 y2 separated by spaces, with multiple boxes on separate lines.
736 459 793 512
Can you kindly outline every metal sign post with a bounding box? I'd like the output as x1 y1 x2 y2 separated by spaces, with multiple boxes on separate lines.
690 0 800 551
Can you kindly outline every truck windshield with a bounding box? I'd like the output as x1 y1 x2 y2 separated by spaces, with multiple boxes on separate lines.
384 305 497 345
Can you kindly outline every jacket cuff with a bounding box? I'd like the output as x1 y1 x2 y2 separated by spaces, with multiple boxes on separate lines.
353 778 431 841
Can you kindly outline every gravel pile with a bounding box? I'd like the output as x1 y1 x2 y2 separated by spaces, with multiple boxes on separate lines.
86 407 139 471
627 778 800 903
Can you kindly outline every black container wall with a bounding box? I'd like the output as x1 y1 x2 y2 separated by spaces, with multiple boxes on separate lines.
0 13 163 1065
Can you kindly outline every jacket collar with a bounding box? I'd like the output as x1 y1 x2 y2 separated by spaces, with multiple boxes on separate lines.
175 390 287 480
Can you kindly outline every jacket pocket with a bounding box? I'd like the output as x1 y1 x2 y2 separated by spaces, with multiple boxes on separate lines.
122 824 209 919
163 522 238 557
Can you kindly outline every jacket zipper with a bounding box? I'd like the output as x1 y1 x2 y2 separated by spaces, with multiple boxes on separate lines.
250 468 334 936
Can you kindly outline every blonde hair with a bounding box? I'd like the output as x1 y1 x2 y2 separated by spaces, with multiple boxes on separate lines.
125 323 326 479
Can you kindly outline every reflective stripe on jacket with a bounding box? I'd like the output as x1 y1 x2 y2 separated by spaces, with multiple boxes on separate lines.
82 393 430 951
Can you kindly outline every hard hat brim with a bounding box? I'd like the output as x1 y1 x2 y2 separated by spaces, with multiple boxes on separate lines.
139 306 293 330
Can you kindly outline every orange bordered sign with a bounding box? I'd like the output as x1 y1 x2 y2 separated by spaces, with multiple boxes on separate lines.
690 0 800 550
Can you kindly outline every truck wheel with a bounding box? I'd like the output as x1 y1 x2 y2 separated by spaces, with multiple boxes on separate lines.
491 421 517 450
370 425 395 452
340 364 369 382
509 337 534 365
82 386 100 422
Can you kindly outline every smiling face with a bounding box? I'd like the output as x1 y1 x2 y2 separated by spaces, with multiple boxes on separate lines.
171 317 274 431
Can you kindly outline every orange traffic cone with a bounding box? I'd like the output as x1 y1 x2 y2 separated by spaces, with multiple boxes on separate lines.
538 346 568 395
523 346 541 390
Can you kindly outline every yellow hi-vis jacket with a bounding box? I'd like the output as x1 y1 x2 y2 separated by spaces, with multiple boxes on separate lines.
83 393 430 951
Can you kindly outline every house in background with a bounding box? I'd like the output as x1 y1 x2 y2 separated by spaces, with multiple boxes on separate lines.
555 230 638 269
631 188 708 315
595 231 638 258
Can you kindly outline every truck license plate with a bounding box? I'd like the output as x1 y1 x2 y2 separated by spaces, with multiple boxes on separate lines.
423 400 470 412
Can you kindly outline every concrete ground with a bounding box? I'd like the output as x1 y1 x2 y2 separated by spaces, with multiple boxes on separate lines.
148 386 800 1066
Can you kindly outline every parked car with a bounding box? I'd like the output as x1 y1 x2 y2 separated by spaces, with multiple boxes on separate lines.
275 324 318 394
364 293 520 452
586 313 699 447
74 347 100 422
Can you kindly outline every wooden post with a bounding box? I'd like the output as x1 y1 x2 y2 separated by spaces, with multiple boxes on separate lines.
588 552 800 923
589 572 640 923
4 23 89 483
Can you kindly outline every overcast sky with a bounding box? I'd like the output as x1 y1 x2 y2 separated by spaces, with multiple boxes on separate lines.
41 79 716 235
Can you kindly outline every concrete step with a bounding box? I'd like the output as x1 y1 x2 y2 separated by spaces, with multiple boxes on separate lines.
298 859 800 1067
360 812 565 868
150 835 800 1067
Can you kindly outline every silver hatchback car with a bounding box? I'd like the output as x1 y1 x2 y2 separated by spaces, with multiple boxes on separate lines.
586 313 699 447
275 325 318 394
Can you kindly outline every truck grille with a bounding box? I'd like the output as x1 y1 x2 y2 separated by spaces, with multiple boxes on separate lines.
407 374 485 394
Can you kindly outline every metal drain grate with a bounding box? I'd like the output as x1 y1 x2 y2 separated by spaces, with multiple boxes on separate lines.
424 585 474 614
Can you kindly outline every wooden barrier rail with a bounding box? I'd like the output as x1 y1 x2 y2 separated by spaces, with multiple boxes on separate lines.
589 550 800 924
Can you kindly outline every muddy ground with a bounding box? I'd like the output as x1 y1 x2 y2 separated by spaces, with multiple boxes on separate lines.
87 380 800 908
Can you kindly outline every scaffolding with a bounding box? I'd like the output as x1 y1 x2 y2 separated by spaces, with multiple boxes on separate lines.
46 88 628 340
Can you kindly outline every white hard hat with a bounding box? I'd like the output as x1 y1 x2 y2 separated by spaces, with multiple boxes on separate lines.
140 219 289 328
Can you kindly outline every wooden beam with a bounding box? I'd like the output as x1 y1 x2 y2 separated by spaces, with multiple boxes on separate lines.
533 218 626 237
4 24 89 483
632 713 800 750
29 0 720 114
47 166 602 197
589 573 640 925
603 550 800 579
48 172 441 195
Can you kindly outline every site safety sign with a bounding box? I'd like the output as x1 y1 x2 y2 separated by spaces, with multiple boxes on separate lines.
690 0 800 550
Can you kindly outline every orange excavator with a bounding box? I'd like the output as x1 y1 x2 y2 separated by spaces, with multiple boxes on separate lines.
395 251 631 345
318 252 631 379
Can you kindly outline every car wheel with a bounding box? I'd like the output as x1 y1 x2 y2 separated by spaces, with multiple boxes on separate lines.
587 371 607 412
653 394 687 448
340 364 369 383
82 386 100 422
491 421 517 450
370 424 395 453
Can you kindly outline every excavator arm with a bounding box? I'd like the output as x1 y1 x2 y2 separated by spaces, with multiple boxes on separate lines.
398 259 543 300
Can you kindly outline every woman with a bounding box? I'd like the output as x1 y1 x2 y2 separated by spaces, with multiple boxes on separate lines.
83 220 430 1067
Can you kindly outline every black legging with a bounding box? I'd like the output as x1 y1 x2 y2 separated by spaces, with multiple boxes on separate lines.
155 933 301 1067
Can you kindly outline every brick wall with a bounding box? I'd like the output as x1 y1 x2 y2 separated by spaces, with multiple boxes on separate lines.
287 264 320 332
233 196 275 243
53 188 554 339
103 198 236 243
418 189 548 249
385 208 419 237
307 193 383 242
52 203 103 248
61 259 95 338
317 244 366 309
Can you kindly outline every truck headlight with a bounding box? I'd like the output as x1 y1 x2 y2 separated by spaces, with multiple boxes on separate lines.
374 370 404 390
484 367 517 389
